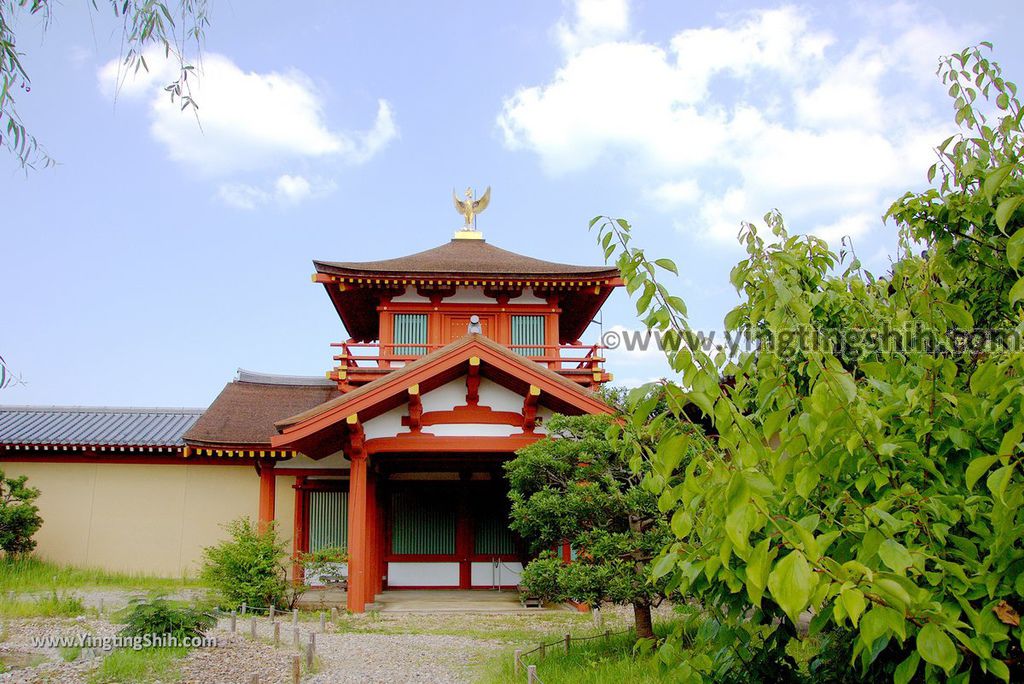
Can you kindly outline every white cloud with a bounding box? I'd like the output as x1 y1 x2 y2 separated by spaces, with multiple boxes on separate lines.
217 174 336 210
556 0 630 54
649 179 701 207
98 51 397 176
499 2 970 243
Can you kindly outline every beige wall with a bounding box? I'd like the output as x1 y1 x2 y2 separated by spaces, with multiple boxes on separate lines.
2 461 259 577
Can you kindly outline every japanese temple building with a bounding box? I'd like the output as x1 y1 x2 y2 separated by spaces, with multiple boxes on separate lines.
0 218 622 612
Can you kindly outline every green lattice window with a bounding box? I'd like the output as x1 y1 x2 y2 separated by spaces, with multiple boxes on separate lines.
393 313 428 356
511 315 545 357
473 496 516 555
390 490 455 555
308 490 347 552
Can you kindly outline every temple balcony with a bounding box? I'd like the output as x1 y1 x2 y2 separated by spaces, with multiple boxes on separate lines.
327 340 610 390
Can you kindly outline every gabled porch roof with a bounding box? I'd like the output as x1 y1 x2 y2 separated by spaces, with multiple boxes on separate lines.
271 333 613 457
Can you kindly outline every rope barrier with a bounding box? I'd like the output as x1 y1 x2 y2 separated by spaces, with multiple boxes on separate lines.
513 625 634 683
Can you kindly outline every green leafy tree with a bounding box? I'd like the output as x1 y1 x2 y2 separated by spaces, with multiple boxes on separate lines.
592 44 1023 682
0 468 42 555
506 413 692 640
1 0 208 168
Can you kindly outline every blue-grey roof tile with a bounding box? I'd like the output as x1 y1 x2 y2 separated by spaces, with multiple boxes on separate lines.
0 406 203 446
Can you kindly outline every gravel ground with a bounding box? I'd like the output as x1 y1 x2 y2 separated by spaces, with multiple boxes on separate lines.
0 600 659 682
0 616 117 684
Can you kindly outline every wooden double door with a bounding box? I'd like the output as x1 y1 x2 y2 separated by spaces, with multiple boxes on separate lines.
382 480 520 589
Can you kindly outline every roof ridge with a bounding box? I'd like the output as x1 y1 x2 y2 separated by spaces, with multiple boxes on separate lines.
236 369 336 387
0 405 205 414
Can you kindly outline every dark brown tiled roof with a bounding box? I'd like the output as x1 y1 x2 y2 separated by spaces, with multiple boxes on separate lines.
315 239 619 279
185 372 340 447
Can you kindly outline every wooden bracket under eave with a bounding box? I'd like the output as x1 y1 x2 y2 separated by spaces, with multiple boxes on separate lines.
523 385 541 433
466 356 481 406
407 384 422 432
346 414 365 459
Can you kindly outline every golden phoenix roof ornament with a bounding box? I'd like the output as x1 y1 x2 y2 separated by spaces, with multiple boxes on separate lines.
452 186 490 239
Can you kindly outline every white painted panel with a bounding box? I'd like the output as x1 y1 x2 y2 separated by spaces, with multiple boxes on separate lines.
420 378 470 413
286 452 350 469
511 288 547 305
471 561 523 587
477 379 526 412
363 405 407 440
387 562 460 586
428 424 522 437
391 287 430 303
445 288 493 304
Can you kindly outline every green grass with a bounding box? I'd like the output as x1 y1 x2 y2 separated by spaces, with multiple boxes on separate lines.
0 590 86 618
89 647 188 684
331 610 634 642
478 622 688 684
0 556 202 593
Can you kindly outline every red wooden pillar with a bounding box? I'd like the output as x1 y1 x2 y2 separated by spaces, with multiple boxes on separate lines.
292 476 307 582
373 481 386 596
363 468 379 606
347 455 368 612
346 415 369 612
258 461 276 531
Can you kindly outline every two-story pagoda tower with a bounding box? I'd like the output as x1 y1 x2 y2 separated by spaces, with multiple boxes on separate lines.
185 196 623 612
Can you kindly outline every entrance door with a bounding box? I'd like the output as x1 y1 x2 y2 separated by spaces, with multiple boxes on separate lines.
384 481 521 589
444 314 495 343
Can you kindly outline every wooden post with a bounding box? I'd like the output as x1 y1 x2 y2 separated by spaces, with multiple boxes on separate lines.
292 655 300 684
258 461 276 531
320 611 326 631
306 633 315 669
564 633 571 654
527 665 538 683
230 611 237 633
274 622 280 648
293 608 299 626
250 618 257 639
513 649 522 675
241 602 247 616
293 627 300 649
269 605 275 622
592 607 601 627
331 607 337 623
98 598 104 615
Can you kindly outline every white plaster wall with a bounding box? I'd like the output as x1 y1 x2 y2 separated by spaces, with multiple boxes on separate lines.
444 288 493 304
387 562 460 586
428 424 522 437
419 377 472 413
285 452 350 469
511 288 547 305
477 379 527 412
390 287 430 303
363 405 407 440
471 561 523 587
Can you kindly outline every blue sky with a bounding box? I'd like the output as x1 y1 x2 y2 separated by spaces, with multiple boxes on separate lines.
2 0 1022 407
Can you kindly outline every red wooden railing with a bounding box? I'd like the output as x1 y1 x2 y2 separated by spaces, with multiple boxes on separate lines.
330 341 605 372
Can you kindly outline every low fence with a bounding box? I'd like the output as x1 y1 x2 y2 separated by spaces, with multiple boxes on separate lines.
203 601 339 684
512 626 634 683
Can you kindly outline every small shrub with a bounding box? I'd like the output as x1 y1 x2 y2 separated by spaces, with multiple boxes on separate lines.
519 552 565 602
201 518 290 610
0 469 42 555
119 597 214 642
